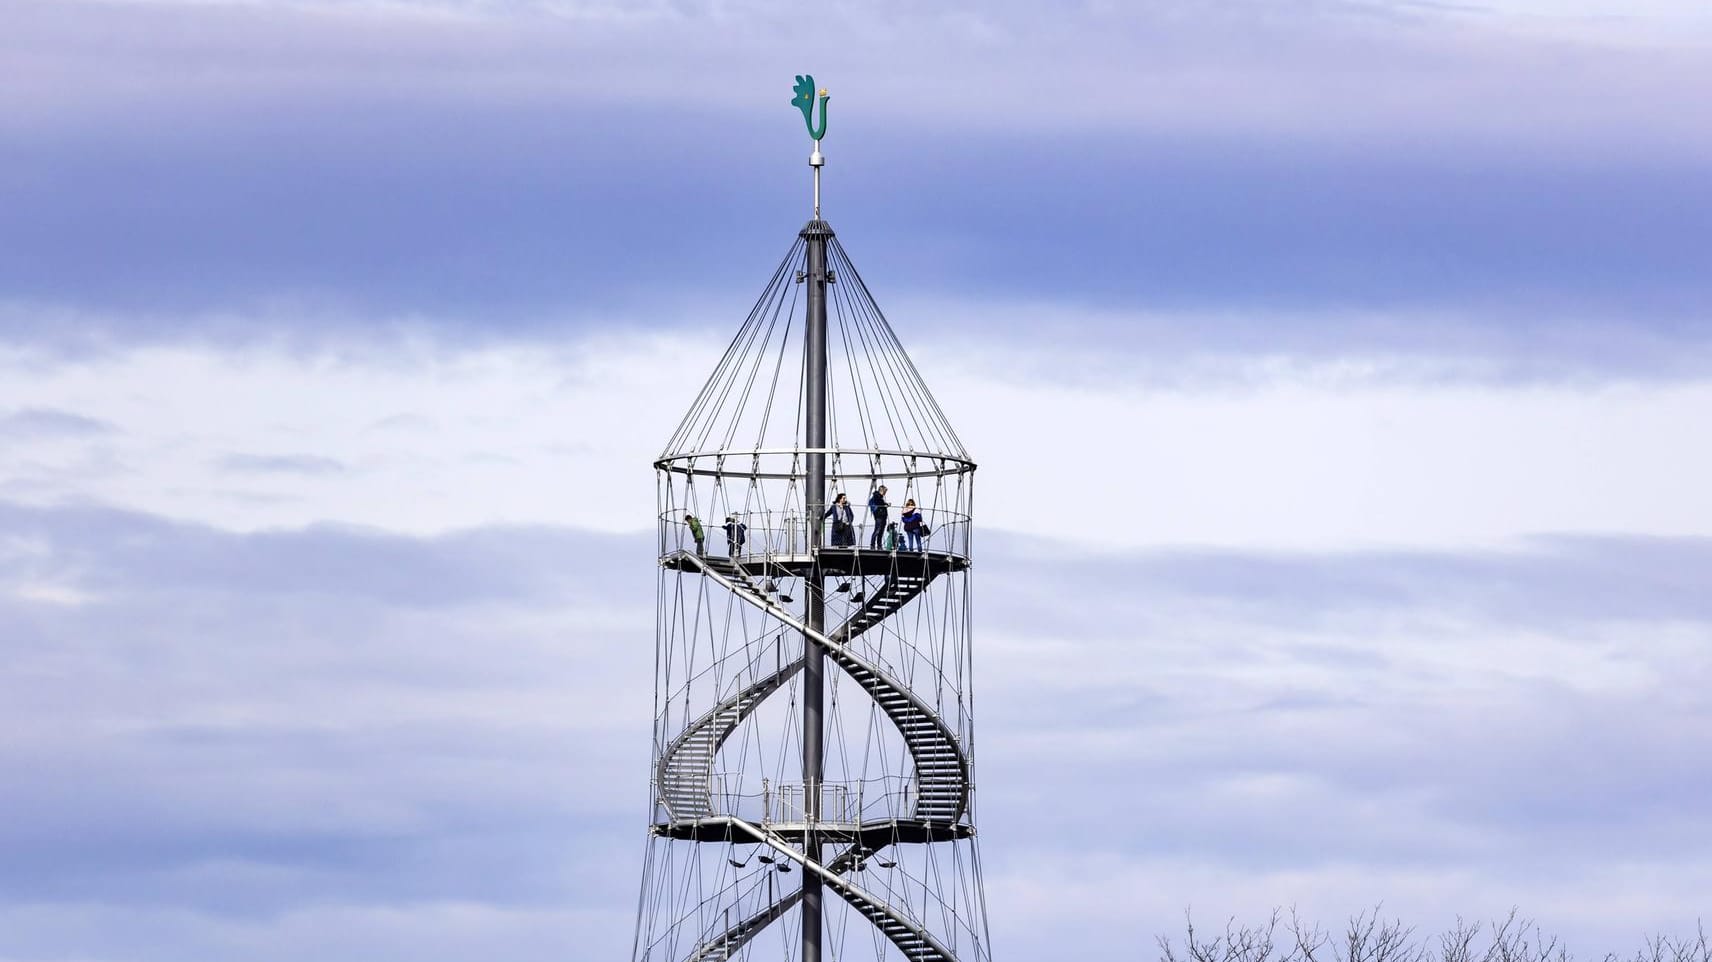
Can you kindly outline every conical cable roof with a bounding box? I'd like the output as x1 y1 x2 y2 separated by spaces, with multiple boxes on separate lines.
659 220 970 480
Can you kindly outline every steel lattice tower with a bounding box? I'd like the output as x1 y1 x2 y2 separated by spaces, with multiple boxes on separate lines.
631 79 993 962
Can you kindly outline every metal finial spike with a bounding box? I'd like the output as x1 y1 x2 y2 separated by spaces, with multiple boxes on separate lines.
812 151 823 220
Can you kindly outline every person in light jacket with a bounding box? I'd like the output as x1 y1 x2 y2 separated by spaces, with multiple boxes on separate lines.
825 492 855 547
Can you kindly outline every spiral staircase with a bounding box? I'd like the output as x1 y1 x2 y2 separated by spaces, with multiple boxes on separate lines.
657 551 963 826
653 545 973 962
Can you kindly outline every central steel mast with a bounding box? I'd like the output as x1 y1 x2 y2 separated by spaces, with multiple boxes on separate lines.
800 158 830 962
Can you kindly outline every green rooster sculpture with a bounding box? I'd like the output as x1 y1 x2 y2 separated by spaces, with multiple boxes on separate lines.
791 74 829 141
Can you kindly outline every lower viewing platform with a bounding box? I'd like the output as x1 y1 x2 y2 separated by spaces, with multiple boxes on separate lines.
653 818 976 845
654 777 972 843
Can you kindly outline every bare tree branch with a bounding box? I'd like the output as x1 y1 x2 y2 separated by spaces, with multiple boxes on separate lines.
1159 908 1708 962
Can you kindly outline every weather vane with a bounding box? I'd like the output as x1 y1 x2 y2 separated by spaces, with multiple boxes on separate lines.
791 74 829 218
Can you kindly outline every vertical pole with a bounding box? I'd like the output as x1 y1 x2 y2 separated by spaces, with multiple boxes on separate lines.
801 218 828 962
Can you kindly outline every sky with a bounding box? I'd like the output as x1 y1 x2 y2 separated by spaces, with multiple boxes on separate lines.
2 0 1711 959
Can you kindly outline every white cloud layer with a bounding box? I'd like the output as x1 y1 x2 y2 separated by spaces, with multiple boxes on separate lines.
3 334 1709 551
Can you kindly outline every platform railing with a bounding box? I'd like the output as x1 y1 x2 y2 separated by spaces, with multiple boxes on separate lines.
689 774 918 826
660 508 971 561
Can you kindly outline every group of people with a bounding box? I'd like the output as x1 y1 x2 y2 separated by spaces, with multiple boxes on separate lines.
683 485 929 558
825 485 927 551
683 513 747 559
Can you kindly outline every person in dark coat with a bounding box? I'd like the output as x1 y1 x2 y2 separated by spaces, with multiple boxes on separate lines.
900 499 924 552
723 515 747 559
867 485 890 549
825 493 855 547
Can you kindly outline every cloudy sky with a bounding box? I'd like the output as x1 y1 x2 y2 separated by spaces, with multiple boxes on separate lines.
4 1 1712 959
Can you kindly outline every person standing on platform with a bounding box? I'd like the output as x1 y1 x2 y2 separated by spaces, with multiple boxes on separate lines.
825 492 855 547
723 515 747 560
900 499 924 552
685 514 706 556
868 485 890 549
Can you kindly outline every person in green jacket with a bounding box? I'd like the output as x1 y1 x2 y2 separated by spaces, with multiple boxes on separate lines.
684 514 705 556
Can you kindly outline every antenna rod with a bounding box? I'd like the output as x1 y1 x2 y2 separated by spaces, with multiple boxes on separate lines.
811 139 824 219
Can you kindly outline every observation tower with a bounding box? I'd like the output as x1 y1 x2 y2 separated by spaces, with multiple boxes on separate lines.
631 78 993 962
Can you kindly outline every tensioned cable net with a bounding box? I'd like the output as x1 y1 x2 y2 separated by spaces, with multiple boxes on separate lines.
660 223 969 480
634 218 992 962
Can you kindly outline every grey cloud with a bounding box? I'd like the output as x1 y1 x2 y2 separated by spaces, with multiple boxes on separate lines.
914 304 1712 390
0 502 640 608
972 528 1712 911
0 501 652 960
2 0 1710 382
979 531 1712 633
9 0 1708 145
0 407 117 440
364 412 437 433
217 453 348 476
464 451 522 466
